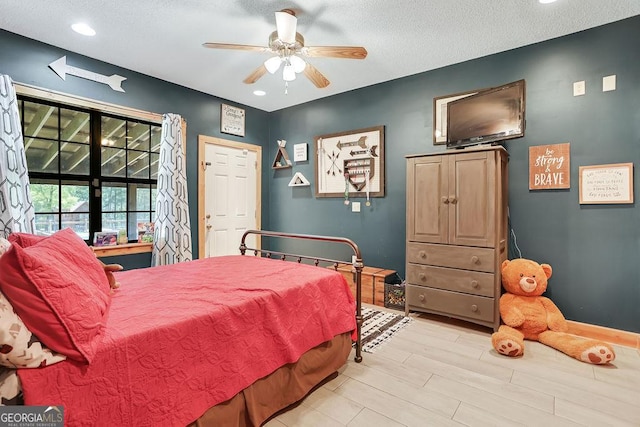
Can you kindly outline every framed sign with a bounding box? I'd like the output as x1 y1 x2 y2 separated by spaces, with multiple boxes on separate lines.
293 143 308 162
529 143 571 190
579 163 634 204
220 104 245 137
433 89 479 145
315 126 385 198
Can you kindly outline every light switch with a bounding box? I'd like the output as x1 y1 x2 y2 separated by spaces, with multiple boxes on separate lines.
573 81 585 96
352 201 361 213
603 75 616 92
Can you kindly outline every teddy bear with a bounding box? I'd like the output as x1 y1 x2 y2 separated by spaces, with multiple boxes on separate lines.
98 259 123 290
491 258 615 364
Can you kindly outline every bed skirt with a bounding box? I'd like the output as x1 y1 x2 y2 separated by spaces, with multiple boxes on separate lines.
190 332 352 427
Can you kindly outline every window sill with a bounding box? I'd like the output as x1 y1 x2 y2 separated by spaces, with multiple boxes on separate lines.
91 243 152 258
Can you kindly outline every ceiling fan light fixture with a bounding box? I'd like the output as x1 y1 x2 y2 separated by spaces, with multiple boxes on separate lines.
264 56 282 74
283 64 296 81
289 55 306 73
275 10 297 44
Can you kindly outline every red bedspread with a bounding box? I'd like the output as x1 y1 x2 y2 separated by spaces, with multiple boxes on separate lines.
18 256 356 426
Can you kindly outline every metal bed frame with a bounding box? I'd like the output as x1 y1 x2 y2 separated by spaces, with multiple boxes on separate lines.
240 229 364 363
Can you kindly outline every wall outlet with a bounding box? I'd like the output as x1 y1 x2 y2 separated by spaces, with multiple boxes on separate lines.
352 201 361 212
573 80 586 96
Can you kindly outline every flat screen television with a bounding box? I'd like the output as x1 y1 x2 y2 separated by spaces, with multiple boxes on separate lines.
446 79 525 149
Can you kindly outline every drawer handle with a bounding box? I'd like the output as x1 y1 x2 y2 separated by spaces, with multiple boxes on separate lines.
449 196 457 204
442 196 449 204
419 250 427 259
471 255 479 264
418 273 426 281
471 304 478 312
419 294 425 302
471 280 479 289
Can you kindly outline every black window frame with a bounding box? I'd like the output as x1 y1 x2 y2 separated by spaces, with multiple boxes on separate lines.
18 95 160 244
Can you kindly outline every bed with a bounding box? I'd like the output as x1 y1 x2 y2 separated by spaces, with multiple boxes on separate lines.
0 229 363 426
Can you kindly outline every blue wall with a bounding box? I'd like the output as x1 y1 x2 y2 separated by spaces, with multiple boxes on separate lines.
1 15 639 332
268 16 640 333
0 29 272 264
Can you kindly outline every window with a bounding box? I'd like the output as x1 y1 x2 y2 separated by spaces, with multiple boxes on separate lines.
19 97 161 243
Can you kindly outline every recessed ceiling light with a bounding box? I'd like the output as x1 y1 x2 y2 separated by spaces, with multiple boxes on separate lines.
253 90 266 96
539 0 557 4
71 23 96 36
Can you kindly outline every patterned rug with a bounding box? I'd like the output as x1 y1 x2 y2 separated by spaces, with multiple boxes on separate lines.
357 307 412 353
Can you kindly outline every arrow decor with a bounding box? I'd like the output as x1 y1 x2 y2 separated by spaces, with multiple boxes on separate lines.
314 125 385 198
49 56 127 92
336 136 367 150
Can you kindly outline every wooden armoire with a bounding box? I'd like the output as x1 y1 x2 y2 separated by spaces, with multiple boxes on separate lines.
405 145 508 331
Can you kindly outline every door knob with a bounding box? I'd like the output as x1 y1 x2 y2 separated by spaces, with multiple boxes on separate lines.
206 224 212 230
206 214 211 219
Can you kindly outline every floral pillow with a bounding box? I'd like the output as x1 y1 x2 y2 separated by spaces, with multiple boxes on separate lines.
0 291 67 369
0 368 22 405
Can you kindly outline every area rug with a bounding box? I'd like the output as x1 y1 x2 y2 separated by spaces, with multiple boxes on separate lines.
356 307 412 353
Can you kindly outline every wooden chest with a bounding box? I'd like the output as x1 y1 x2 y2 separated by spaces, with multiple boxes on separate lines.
331 265 396 306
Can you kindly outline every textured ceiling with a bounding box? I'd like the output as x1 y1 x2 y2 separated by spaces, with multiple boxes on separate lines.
1 0 639 112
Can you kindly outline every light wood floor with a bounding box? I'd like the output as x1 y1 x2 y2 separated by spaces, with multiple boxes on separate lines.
266 305 640 427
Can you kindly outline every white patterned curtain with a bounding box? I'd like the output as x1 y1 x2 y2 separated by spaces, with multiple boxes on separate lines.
0 75 35 239
151 113 192 265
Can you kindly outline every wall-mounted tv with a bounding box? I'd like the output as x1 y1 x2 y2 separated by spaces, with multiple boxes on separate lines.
446 79 525 149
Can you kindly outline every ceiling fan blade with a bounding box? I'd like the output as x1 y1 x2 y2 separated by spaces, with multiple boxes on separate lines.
243 64 268 84
304 46 368 60
202 42 267 52
303 63 330 88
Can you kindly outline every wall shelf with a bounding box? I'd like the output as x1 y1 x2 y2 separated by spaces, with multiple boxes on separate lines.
288 172 310 187
272 140 292 169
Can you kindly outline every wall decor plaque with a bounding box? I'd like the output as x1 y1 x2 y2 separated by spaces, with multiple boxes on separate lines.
315 126 385 198
529 143 571 190
220 104 245 137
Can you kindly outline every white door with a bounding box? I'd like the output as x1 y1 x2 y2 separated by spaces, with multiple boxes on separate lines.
203 141 259 257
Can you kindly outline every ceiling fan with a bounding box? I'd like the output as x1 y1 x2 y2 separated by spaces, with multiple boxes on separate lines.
203 9 367 90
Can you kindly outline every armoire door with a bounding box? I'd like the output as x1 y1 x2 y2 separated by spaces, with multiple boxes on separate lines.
448 151 496 247
407 155 448 244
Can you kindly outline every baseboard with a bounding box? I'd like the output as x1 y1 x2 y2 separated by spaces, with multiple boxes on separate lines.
567 320 640 349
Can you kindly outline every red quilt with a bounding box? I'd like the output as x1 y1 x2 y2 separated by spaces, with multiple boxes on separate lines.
18 256 356 426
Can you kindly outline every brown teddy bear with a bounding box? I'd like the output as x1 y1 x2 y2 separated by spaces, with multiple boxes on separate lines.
98 260 123 290
491 258 615 364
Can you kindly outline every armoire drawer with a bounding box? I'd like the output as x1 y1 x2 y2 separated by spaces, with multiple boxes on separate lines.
407 242 495 272
406 263 495 297
406 284 494 322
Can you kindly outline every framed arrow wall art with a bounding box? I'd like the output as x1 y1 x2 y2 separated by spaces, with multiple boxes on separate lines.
314 126 385 198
